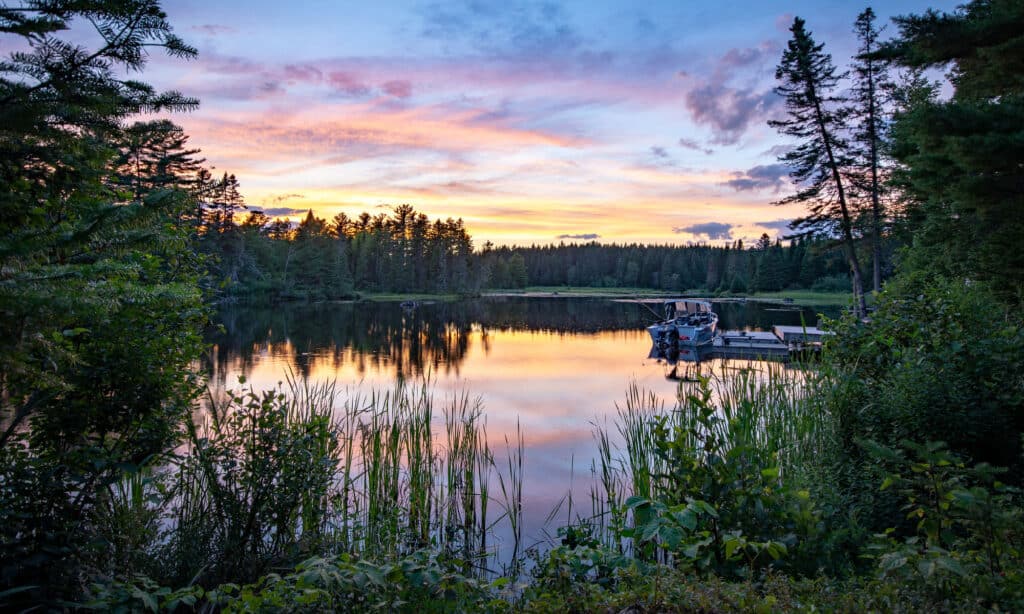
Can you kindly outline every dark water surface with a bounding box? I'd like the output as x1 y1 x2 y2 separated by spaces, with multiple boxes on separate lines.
205 296 841 555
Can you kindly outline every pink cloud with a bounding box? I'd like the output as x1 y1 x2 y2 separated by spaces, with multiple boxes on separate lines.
179 101 587 175
283 64 323 84
326 71 371 97
382 79 412 99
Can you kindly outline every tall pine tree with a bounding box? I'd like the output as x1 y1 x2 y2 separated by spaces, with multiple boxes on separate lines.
849 8 891 293
771 17 869 316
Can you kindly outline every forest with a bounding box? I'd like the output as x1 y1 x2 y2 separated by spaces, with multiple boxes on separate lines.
1 0 1023 611
200 200 851 299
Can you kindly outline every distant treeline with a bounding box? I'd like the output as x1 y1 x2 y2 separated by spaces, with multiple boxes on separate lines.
202 202 851 300
482 236 851 293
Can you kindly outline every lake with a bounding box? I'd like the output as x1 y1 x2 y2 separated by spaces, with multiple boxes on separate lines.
205 296 842 559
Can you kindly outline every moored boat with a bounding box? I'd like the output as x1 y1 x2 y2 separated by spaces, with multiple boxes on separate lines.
647 299 718 347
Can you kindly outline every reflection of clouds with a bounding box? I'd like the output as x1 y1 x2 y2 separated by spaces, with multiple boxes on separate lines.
207 298 838 551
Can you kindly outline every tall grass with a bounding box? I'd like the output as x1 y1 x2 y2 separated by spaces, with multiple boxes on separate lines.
588 363 832 549
154 377 520 586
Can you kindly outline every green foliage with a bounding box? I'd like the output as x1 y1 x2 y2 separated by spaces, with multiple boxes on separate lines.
530 539 638 592
206 205 484 299
86 551 497 613
0 1 206 606
487 237 846 294
811 273 851 293
522 563 986 613
621 379 820 577
587 373 842 580
863 440 1024 607
160 380 341 585
825 278 1024 476
884 0 1024 302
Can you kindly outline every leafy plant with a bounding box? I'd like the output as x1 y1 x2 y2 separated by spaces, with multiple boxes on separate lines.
863 440 1024 605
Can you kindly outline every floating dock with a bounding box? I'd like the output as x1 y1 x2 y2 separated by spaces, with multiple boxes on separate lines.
650 325 832 364
771 325 831 343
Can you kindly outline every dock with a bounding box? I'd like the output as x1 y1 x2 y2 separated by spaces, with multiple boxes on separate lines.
771 325 832 343
650 325 832 364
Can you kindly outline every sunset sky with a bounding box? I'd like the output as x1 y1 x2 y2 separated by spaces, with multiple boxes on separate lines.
146 0 956 246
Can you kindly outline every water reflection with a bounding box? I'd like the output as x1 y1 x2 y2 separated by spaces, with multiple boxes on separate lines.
206 297 832 386
204 297 840 555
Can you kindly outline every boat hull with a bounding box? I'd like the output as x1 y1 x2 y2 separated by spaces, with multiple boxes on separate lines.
647 320 717 347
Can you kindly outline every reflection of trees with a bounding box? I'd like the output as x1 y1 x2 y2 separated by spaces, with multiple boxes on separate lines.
712 301 837 331
203 298 836 384
204 302 475 385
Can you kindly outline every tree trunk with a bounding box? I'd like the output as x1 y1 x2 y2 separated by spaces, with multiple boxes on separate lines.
810 94 869 318
867 59 883 294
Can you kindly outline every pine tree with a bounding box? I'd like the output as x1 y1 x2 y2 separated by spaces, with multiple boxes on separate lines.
883 0 1024 301
849 8 891 293
0 0 204 600
771 17 869 316
112 119 204 200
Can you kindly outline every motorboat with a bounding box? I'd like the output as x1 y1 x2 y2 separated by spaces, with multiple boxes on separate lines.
647 299 718 347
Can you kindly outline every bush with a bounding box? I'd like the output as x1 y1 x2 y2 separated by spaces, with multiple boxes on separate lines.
825 278 1024 480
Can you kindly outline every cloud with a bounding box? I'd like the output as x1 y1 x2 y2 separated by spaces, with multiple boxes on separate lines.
649 146 669 159
283 64 323 84
265 193 305 206
756 219 794 235
673 222 734 240
190 24 235 36
418 1 582 61
684 84 778 145
681 43 781 145
721 164 789 192
720 47 763 68
255 207 307 217
184 103 586 173
327 71 371 97
557 233 600 240
678 137 714 155
382 80 413 98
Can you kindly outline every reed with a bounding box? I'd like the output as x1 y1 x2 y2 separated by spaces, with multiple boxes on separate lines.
496 420 524 576
590 364 831 551
161 377 519 586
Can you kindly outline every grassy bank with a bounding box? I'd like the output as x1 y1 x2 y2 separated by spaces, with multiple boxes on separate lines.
742 289 853 305
487 286 853 304
235 286 852 305
358 292 466 302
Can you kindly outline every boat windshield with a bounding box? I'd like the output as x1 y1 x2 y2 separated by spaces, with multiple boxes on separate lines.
672 301 710 315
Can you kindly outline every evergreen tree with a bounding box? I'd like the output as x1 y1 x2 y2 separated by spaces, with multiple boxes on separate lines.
507 253 529 288
112 119 204 201
771 17 869 316
0 0 204 602
883 0 1024 302
849 7 891 293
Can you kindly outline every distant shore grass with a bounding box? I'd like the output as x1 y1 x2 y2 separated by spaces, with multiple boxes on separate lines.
742 290 854 305
487 286 853 305
357 292 464 302
356 287 854 306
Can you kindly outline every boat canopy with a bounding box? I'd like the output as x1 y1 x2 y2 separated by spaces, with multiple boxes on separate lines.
662 299 712 314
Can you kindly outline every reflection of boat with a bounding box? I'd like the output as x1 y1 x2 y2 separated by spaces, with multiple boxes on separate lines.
648 342 713 381
646 299 718 348
648 343 714 364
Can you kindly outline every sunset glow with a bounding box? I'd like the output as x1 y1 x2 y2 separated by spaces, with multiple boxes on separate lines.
148 0 956 246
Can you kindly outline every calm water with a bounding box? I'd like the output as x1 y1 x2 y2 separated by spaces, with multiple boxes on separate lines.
205 296 841 555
